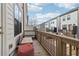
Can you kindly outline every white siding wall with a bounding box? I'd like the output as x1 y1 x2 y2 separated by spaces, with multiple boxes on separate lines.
24 25 35 36
39 23 46 31
77 9 79 39
60 11 78 30
45 23 49 28
3 4 15 55
25 25 33 30
57 17 61 31
37 25 40 31
0 3 26 56
50 19 57 30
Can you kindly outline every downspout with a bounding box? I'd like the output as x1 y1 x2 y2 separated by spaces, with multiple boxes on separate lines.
23 3 24 36
26 4 28 25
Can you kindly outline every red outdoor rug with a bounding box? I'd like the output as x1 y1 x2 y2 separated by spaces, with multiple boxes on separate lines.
17 44 34 56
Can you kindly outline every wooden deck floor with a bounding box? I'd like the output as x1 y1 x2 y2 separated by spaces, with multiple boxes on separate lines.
33 39 49 56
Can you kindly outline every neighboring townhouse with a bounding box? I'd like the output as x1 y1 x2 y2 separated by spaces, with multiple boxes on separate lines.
40 23 46 31
37 18 60 32
0 3 27 56
60 8 78 31
49 17 58 31
36 25 40 30
60 8 79 38
36 23 44 31
45 22 50 30
43 17 61 32
37 7 79 39
56 16 61 32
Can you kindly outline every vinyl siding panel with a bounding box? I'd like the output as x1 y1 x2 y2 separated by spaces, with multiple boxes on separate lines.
5 4 15 55
0 3 25 56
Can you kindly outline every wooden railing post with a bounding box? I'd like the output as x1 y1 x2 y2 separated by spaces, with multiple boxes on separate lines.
56 37 66 56
69 45 72 56
40 32 43 44
56 37 62 56
39 32 41 42
35 30 37 39
62 42 66 56
36 31 39 41
76 47 78 56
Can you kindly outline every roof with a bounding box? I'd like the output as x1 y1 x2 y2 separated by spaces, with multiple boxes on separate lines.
36 7 79 26
59 7 79 17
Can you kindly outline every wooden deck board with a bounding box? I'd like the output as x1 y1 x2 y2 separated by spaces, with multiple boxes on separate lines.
33 40 49 56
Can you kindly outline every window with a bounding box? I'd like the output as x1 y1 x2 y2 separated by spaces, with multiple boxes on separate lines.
53 22 54 24
67 15 71 20
14 4 22 36
15 5 19 20
62 25 67 30
51 21 54 24
63 18 65 21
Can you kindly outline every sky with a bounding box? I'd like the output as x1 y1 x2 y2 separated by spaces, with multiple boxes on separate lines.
27 3 79 25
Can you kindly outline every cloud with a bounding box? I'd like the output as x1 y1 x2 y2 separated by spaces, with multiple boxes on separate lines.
34 12 60 24
28 3 43 12
54 3 76 9
29 12 60 25
30 3 44 6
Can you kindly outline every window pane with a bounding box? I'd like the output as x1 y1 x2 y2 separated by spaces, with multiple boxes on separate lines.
15 5 19 20
67 15 70 20
63 18 65 21
14 4 22 36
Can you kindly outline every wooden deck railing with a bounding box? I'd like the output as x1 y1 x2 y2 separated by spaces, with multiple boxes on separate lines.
36 31 79 56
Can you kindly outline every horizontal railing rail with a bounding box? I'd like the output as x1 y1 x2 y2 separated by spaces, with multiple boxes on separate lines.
24 30 34 32
36 30 79 56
